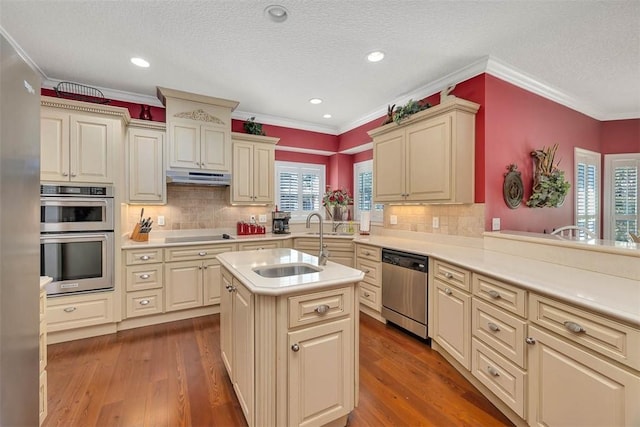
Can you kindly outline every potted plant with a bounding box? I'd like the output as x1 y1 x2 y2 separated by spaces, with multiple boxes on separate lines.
388 99 431 125
526 144 570 208
243 116 266 135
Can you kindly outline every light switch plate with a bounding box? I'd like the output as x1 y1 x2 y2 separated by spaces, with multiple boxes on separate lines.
390 215 398 225
157 216 165 226
258 214 267 223
492 217 501 231
432 216 439 229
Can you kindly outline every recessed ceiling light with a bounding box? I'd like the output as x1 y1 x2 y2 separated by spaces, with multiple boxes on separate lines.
130 57 150 68
264 5 289 23
323 114 332 119
367 51 385 63
309 98 322 105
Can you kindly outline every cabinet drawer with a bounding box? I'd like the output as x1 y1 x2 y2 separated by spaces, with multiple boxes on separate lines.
356 258 381 286
47 292 114 332
473 274 527 317
433 259 470 291
295 238 353 252
125 264 163 292
125 248 163 265
472 338 526 418
288 286 353 329
237 241 281 251
472 298 527 368
359 282 381 311
356 244 381 262
126 289 164 318
164 244 235 262
530 294 640 371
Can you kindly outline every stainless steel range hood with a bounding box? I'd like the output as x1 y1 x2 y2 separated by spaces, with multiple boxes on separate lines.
166 170 231 186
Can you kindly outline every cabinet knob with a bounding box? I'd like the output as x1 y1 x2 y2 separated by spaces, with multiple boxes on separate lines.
563 321 586 333
140 274 150 279
488 322 501 332
364 292 371 298
487 366 500 377
314 304 330 314
291 343 300 352
71 172 77 177
203 265 208 269
363 251 370 255
198 251 207 256
444 272 453 279
139 299 150 306
140 255 150 261
363 269 370 274
487 290 501 299
63 307 77 313
61 172 69 177
444 287 452 295
526 337 536 345
198 266 203 270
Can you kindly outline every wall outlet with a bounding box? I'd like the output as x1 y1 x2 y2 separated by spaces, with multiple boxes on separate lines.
157 216 165 226
492 217 501 231
250 214 256 222
432 216 439 229
390 215 398 225
258 214 267 223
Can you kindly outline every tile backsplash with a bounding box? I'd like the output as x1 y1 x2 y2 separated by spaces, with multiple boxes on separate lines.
383 204 485 237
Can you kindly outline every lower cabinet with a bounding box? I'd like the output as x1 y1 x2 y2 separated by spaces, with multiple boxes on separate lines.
294 237 354 267
46 292 114 332
237 240 282 251
39 287 47 426
164 260 206 311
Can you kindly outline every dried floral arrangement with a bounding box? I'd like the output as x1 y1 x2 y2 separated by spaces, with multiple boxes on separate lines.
526 144 570 208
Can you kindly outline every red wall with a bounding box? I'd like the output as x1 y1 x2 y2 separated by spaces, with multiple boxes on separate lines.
483 75 602 233
600 119 640 154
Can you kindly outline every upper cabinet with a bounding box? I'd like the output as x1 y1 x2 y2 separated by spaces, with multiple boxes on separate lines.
126 119 166 204
40 97 129 184
231 132 279 205
369 98 479 204
157 87 239 174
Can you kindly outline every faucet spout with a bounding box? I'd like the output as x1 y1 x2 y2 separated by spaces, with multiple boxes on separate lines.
305 212 328 266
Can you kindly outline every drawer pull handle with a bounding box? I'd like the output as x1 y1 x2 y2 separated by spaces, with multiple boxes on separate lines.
444 288 452 295
63 307 76 313
198 251 207 256
315 304 330 314
364 292 371 298
291 343 300 352
363 269 370 274
363 251 370 255
487 290 501 299
444 272 453 279
140 274 150 279
488 322 500 332
140 255 150 261
563 321 586 333
139 299 150 306
487 366 500 377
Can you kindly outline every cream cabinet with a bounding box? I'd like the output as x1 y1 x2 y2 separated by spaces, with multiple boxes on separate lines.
294 237 354 267
369 98 479 203
158 87 238 174
126 119 165 204
231 132 279 205
431 259 472 369
39 288 47 426
46 291 114 332
354 243 382 318
237 240 282 251
123 248 164 319
40 98 128 183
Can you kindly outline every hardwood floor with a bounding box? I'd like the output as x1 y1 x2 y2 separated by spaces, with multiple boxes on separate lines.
43 313 512 427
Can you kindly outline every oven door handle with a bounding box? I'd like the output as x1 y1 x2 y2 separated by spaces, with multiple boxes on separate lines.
41 233 110 241
40 197 111 205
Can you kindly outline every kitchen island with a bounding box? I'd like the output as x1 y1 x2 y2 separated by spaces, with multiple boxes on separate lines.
217 248 364 427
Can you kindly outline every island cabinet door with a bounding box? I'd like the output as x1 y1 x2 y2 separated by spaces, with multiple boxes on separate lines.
220 270 233 377
288 318 353 427
232 280 255 427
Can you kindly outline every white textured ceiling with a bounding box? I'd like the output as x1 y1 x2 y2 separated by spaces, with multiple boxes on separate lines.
1 1 638 134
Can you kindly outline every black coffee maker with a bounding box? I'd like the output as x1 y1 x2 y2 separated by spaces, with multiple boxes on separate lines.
272 211 291 234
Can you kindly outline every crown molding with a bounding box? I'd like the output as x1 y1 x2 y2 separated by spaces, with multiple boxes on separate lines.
274 145 336 156
0 26 47 81
42 78 164 107
232 110 339 135
340 142 372 155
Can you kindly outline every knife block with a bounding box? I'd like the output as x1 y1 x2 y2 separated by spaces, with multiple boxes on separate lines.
130 223 148 242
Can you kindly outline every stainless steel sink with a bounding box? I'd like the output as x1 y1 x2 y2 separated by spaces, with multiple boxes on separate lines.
165 234 233 243
253 264 322 278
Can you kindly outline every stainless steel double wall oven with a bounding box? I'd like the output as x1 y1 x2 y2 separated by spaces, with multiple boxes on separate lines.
40 184 114 296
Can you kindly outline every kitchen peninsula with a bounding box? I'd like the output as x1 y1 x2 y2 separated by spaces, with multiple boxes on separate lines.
217 248 364 427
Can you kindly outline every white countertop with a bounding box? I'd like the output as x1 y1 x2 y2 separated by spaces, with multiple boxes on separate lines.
217 248 364 296
40 276 52 290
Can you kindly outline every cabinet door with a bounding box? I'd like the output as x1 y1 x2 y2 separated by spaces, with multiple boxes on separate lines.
232 280 254 426
164 260 204 312
373 128 406 202
528 325 640 427
406 114 451 201
432 279 471 369
203 259 221 305
128 127 164 203
201 124 230 172
252 143 274 203
288 318 353 427
70 115 114 183
40 109 70 181
231 141 254 202
169 122 200 169
220 270 233 377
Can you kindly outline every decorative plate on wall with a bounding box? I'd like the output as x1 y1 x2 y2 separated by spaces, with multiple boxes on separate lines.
503 164 524 209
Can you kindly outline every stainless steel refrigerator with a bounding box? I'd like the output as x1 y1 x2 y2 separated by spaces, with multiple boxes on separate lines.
0 29 41 425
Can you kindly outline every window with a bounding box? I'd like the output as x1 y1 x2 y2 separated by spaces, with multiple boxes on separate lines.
574 148 600 238
604 154 639 241
353 160 383 223
275 161 325 221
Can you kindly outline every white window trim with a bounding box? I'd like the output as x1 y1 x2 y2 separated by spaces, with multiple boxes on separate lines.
353 159 383 223
574 147 601 238
603 153 640 240
275 160 326 222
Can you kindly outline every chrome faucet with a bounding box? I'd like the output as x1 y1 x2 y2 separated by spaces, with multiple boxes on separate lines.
305 212 329 266
332 222 344 233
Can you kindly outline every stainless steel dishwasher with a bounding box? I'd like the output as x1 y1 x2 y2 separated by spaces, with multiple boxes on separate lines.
381 248 429 339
